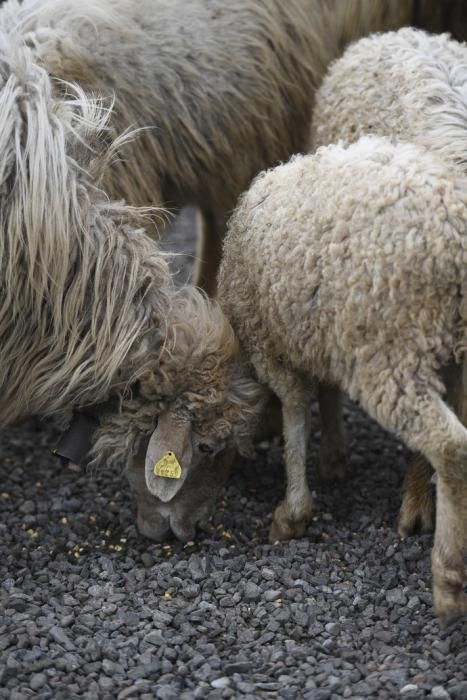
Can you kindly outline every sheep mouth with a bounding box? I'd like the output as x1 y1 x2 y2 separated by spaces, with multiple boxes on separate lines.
136 503 199 544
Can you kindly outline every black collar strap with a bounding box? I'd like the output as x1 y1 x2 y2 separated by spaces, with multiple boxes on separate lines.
52 411 100 466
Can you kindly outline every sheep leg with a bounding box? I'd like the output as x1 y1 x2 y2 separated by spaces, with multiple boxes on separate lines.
270 387 314 542
318 383 347 480
430 360 467 623
254 393 283 443
195 208 224 296
406 409 467 623
431 464 467 625
398 360 463 537
398 453 435 537
351 351 467 622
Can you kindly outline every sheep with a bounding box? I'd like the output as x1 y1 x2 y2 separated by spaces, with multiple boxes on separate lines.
217 135 467 622
0 29 267 542
0 0 415 296
310 26 467 537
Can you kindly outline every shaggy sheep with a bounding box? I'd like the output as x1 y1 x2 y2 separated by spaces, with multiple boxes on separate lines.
0 0 414 295
218 136 467 622
310 27 467 536
0 30 266 541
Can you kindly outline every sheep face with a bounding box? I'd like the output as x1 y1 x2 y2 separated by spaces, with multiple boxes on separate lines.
129 355 265 542
126 444 234 543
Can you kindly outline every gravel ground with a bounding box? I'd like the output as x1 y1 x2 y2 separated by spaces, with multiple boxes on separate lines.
1 211 466 700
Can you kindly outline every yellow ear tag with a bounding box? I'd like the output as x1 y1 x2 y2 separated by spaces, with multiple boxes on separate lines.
153 452 182 479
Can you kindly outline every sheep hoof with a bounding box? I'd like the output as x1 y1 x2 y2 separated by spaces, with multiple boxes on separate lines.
269 499 314 542
398 492 435 537
433 569 467 627
318 445 347 481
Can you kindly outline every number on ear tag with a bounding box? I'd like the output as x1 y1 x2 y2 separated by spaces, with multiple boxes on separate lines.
153 452 182 479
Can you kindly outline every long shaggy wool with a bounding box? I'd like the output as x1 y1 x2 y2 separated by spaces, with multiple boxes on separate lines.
0 46 263 458
0 0 413 217
0 46 263 457
92 285 265 468
0 35 173 425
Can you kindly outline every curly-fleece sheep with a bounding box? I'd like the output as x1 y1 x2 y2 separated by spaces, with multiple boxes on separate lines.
218 136 467 623
0 0 414 295
310 26 467 537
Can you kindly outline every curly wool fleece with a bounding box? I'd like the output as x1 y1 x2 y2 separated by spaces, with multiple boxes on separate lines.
311 27 467 165
218 136 467 621
220 137 467 416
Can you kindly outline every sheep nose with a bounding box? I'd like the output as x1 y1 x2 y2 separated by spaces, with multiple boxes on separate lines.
136 509 171 543
170 518 196 543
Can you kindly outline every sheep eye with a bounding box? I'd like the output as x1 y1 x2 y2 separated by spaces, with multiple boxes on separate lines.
198 443 213 455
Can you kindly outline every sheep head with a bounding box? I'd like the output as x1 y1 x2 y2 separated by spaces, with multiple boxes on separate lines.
138 328 265 499
121 357 266 542
92 287 267 542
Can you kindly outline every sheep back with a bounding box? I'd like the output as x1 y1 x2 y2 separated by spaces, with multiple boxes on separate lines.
1 0 413 214
219 137 467 400
311 28 467 169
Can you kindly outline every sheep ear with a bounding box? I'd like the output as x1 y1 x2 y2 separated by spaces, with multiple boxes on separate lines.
145 412 193 503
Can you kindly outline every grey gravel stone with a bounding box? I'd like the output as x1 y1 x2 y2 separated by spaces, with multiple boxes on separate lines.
219 596 235 608
99 676 114 691
183 584 200 599
117 687 139 700
156 686 178 700
19 500 36 515
386 589 408 606
260 567 276 581
243 582 261 601
430 687 450 700
450 683 467 700
303 690 331 700
374 629 393 643
225 661 252 675
48 626 75 651
29 673 47 691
